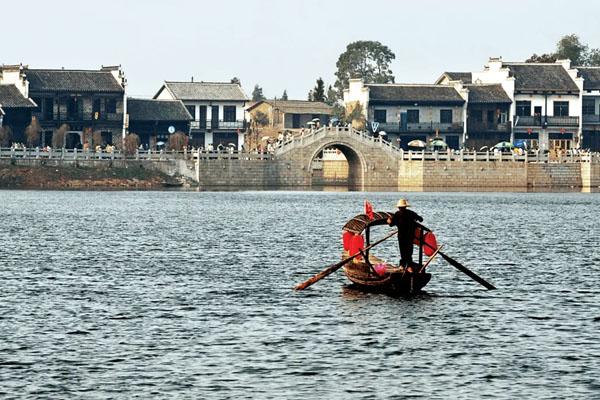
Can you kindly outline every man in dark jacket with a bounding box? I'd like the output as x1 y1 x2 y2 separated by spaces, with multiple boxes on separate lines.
387 199 423 272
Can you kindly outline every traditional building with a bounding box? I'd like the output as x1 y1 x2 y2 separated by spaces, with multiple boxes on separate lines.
577 67 600 151
154 81 248 149
19 66 127 148
343 80 467 149
246 100 333 130
0 69 37 143
127 98 192 148
469 58 583 151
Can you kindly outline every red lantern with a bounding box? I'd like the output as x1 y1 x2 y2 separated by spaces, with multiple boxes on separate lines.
349 235 365 260
560 128 565 135
342 231 354 251
527 128 532 135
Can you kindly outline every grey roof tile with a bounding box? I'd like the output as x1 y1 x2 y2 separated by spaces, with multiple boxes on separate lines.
577 67 600 90
0 85 37 108
26 69 124 93
127 98 192 121
503 63 579 92
443 72 472 83
162 82 248 101
248 100 333 114
465 84 512 104
367 84 465 104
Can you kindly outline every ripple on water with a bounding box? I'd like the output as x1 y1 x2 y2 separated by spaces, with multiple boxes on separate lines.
0 190 599 399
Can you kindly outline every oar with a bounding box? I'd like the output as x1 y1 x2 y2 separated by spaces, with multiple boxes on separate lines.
438 251 496 290
294 230 398 291
420 241 496 290
418 244 444 273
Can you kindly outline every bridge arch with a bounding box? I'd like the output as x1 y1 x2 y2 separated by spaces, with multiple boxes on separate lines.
275 127 401 191
308 140 367 191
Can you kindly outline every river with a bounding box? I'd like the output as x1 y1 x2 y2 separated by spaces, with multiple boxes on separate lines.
0 190 599 399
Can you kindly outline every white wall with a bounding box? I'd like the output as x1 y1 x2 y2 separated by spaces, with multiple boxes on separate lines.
180 101 245 121
0 66 29 97
369 105 464 123
343 79 370 118
514 93 580 117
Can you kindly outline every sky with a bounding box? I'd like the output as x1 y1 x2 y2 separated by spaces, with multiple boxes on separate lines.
3 0 600 99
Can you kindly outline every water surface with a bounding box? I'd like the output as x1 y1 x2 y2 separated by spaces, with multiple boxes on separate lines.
0 191 599 399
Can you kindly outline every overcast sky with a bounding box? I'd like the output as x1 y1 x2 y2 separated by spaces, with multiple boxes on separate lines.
3 0 600 99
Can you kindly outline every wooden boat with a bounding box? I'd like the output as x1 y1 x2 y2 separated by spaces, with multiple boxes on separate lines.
341 211 432 295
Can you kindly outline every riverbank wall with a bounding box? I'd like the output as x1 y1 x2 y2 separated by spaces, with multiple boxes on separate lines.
1 157 598 191
0 158 175 189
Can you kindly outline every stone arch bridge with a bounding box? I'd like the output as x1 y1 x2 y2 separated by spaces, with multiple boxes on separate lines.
274 127 403 190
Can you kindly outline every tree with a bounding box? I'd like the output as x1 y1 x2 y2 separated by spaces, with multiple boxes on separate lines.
525 53 557 63
281 90 288 100
252 84 266 101
587 48 600 66
124 133 140 155
0 126 12 147
525 34 600 66
345 101 366 130
556 34 588 66
92 130 103 147
334 40 395 94
230 77 241 85
325 85 338 105
25 117 42 147
307 90 313 101
311 77 326 102
253 111 269 127
168 132 189 151
52 124 69 148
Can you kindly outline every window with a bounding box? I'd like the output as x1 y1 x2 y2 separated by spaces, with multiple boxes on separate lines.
407 109 419 123
44 98 54 120
106 98 117 114
582 99 595 115
67 97 78 119
374 109 387 123
186 105 196 119
440 109 452 124
553 101 569 116
516 101 531 116
223 106 236 122
93 98 101 113
292 114 301 129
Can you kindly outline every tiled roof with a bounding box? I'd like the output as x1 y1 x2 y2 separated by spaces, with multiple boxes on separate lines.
577 67 600 90
443 72 472 83
367 84 465 104
26 69 124 93
160 82 248 101
503 63 579 92
127 98 192 121
0 85 37 108
465 84 511 104
248 100 333 114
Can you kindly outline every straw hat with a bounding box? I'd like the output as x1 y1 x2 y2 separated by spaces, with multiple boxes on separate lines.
396 199 410 208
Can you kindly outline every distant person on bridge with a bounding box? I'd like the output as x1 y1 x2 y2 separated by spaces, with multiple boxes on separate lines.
387 199 423 273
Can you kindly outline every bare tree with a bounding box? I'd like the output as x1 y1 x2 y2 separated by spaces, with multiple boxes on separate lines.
345 101 366 130
123 133 140 155
168 132 189 151
0 126 12 147
52 124 69 148
92 131 103 147
25 117 42 147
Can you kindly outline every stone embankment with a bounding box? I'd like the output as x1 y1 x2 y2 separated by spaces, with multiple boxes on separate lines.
0 161 172 190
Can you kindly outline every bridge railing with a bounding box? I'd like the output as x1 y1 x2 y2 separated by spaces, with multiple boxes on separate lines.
0 147 273 162
399 149 599 163
275 126 404 155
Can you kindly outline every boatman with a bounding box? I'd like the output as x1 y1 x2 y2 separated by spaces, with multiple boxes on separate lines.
387 199 423 273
